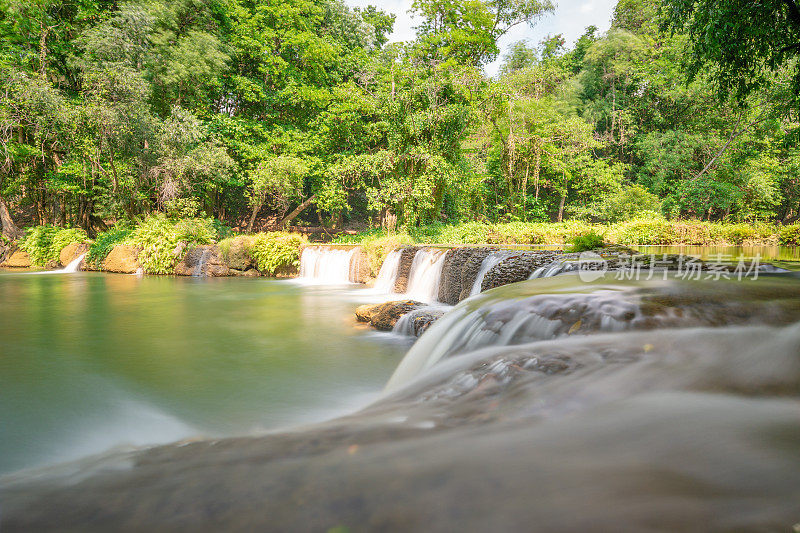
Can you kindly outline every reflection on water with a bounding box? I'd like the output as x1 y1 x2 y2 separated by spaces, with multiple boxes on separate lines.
0 272 406 475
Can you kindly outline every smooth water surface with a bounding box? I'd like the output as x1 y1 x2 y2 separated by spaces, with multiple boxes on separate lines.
0 272 406 475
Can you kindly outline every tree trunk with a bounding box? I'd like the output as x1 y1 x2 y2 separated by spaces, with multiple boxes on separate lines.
532 144 542 200
247 202 262 233
557 192 566 223
280 195 316 228
0 194 22 239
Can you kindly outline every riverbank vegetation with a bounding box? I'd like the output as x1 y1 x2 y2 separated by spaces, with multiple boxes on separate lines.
0 0 798 245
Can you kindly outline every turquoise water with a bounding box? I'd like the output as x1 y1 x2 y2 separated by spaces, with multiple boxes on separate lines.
0 272 406 475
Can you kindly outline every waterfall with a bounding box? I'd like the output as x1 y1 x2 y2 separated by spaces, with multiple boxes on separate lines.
299 246 359 283
469 253 508 296
385 276 800 391
374 250 401 293
405 249 447 303
62 253 86 273
192 249 212 277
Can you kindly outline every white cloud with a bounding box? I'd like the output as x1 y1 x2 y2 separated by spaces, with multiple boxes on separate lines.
344 0 618 76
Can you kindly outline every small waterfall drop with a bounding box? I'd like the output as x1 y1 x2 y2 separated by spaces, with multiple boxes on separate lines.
374 250 401 293
192 249 212 277
299 246 359 283
62 253 86 273
405 249 447 303
469 253 508 296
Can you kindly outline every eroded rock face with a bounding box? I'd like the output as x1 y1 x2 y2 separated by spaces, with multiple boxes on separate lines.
59 242 89 268
102 245 141 274
394 247 420 293
481 252 560 292
355 300 427 331
1 250 31 268
175 245 229 277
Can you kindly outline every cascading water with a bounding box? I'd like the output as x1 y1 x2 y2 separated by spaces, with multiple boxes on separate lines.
404 249 447 303
62 253 86 273
373 250 401 293
469 253 509 296
192 249 212 277
299 246 359 283
385 274 800 391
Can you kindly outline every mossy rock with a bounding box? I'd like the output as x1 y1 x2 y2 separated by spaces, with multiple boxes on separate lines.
102 245 141 274
1 250 31 268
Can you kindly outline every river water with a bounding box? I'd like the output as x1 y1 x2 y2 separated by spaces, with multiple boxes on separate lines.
0 271 406 475
2 264 800 531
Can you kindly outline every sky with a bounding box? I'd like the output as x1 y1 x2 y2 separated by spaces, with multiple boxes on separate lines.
345 0 618 76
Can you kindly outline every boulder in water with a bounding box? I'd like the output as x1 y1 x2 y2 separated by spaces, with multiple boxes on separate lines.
1 250 31 268
355 300 427 331
175 245 229 277
102 245 141 274
59 242 89 268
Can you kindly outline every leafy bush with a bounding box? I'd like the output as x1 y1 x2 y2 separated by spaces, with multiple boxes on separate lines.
606 218 677 245
87 227 132 267
568 230 605 252
127 214 216 274
779 224 800 245
250 232 308 276
19 225 87 266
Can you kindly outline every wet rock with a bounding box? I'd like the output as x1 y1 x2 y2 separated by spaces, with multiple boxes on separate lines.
1 250 31 268
405 308 447 337
229 268 261 278
394 247 420 293
59 242 89 268
481 252 560 293
102 245 141 274
355 300 427 331
439 248 487 305
45 259 61 270
175 245 229 277
457 248 496 302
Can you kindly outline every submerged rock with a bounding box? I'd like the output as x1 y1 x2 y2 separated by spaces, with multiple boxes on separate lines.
354 300 428 331
229 268 261 277
102 245 141 274
175 245 229 277
0 250 31 268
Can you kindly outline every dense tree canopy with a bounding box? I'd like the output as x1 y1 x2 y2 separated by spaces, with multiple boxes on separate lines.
0 0 798 240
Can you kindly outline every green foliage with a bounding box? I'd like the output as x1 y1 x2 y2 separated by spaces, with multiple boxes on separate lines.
779 224 800 245
0 0 797 239
568 230 605 252
19 226 87 266
86 228 133 267
127 214 216 274
250 233 308 276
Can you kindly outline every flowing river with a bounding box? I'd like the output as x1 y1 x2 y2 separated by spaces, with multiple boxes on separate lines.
2 258 800 531
0 271 406 475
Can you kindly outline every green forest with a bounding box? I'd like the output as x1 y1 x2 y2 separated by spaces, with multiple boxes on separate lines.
1 0 799 244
